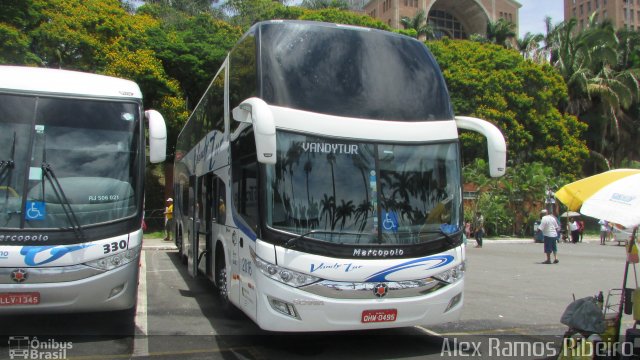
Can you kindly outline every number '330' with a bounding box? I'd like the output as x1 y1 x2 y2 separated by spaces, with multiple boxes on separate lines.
103 240 127 254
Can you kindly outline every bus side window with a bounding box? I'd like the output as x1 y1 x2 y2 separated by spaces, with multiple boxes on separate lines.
229 30 257 136
231 128 258 231
217 178 226 225
211 175 226 225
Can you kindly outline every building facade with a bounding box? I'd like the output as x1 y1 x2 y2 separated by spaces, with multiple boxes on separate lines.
564 0 640 31
362 0 521 38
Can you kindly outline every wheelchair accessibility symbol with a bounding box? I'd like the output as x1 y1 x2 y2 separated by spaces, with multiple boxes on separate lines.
25 201 46 220
382 211 398 233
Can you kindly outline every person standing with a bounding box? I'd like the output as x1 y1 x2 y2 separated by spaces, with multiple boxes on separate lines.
577 219 585 242
464 220 471 239
539 209 559 264
474 211 484 248
569 217 580 244
599 219 608 245
164 198 174 241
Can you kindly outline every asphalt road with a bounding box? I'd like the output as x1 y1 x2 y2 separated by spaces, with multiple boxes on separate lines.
0 238 634 359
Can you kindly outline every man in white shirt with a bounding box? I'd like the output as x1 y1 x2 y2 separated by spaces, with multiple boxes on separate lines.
539 209 560 264
599 219 609 245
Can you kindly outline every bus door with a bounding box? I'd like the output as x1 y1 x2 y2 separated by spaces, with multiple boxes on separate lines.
230 128 259 316
195 174 212 276
188 175 202 277
210 175 226 282
185 175 196 274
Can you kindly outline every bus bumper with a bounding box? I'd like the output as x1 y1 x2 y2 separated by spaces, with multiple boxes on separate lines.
253 275 464 332
0 258 139 314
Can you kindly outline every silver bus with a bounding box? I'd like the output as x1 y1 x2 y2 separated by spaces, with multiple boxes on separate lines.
0 66 166 314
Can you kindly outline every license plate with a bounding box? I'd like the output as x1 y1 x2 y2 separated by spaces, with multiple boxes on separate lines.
0 292 41 306
361 309 397 323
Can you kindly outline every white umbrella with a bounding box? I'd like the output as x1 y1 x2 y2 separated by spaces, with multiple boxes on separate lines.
555 169 640 342
555 169 640 228
560 211 581 218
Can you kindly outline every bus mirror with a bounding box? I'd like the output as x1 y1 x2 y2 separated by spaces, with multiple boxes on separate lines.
232 98 276 165
455 116 507 177
145 109 167 163
232 105 252 124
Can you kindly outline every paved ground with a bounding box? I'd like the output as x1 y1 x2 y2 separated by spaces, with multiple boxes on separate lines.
142 233 633 338
0 235 632 360
143 236 179 250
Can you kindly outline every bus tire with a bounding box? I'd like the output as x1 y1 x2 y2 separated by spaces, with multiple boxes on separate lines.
215 251 239 317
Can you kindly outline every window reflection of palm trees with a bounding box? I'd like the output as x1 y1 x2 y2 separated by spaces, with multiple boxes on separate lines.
380 167 449 233
272 138 454 243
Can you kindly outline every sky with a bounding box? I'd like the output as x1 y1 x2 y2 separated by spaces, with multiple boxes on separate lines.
518 0 565 38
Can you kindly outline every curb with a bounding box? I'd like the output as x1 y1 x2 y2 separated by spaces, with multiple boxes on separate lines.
142 238 177 251
479 236 608 245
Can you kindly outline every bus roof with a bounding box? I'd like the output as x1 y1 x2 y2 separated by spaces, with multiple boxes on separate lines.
0 66 143 100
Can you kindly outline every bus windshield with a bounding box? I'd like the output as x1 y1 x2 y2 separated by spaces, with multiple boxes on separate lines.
265 131 462 245
259 22 453 121
0 94 141 230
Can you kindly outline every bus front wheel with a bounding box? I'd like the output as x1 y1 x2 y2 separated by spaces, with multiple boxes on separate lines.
215 251 239 317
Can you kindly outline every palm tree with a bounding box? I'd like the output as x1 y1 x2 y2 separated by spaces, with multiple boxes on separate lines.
552 18 590 115
486 18 516 47
517 32 544 60
390 171 413 204
285 143 303 206
304 159 312 204
326 153 337 225
335 200 355 231
542 16 560 63
353 200 372 235
549 14 640 170
352 155 370 207
320 193 335 230
400 10 435 40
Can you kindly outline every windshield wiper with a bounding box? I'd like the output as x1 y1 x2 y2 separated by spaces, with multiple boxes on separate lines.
421 227 462 246
41 162 86 242
0 160 14 173
39 134 85 241
285 229 364 248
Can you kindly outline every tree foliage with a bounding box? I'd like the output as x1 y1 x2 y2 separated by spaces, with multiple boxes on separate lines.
400 10 435 40
1 0 189 158
484 18 516 47
298 8 389 30
5 0 632 235
140 4 242 109
544 15 640 172
517 31 544 61
464 159 562 236
300 0 349 10
428 39 589 180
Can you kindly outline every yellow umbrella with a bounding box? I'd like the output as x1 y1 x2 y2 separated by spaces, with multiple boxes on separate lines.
555 169 640 227
556 169 640 343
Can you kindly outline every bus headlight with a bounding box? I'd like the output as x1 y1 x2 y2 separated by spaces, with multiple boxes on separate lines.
84 245 141 271
251 250 321 287
433 261 465 284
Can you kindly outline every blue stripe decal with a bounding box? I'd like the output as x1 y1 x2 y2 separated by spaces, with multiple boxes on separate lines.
364 255 454 282
231 210 257 241
20 244 94 266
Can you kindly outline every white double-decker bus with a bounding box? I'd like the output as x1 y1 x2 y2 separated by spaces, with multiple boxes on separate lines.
173 20 506 331
0 66 166 314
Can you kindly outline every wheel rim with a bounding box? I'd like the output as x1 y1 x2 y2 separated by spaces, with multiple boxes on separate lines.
217 265 229 303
